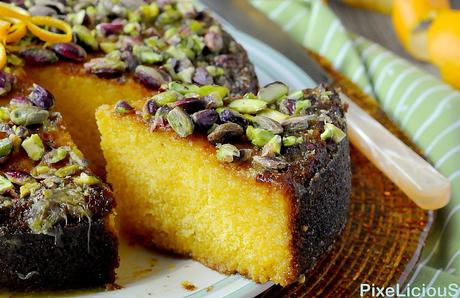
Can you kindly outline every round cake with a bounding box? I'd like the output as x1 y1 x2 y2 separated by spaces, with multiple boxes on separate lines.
0 0 351 291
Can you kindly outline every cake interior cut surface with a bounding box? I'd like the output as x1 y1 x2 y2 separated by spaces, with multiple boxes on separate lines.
97 82 351 286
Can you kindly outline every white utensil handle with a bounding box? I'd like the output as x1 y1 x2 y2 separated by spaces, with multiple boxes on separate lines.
343 96 451 210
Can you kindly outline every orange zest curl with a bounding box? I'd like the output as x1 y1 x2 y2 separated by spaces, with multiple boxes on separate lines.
0 2 73 69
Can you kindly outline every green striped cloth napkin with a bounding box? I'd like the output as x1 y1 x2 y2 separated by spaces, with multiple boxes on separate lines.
250 0 460 295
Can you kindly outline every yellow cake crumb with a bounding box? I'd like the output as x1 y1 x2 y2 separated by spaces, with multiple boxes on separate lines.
96 104 296 285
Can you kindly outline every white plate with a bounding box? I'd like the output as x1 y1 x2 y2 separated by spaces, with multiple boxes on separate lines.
12 27 316 298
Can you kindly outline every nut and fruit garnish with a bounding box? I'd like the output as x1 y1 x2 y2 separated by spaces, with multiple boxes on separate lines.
0 0 257 97
114 81 347 172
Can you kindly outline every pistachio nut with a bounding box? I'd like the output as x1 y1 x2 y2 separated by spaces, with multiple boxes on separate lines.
55 165 80 178
43 147 68 164
197 85 229 98
10 107 49 127
19 182 41 198
218 108 248 127
73 25 98 50
237 148 253 162
0 138 13 157
252 156 288 171
246 125 275 147
281 115 315 133
153 90 182 106
28 84 55 110
0 107 10 122
261 135 282 157
166 107 194 137
294 100 311 115
135 65 170 90
257 81 289 104
202 91 224 109
115 100 134 114
20 48 58 65
228 99 267 114
256 109 289 123
0 175 14 194
283 136 304 147
207 122 244 145
252 116 283 134
191 109 219 131
50 42 87 62
287 90 304 100
216 143 240 163
21 134 45 161
5 170 34 185
320 123 346 143
74 172 100 185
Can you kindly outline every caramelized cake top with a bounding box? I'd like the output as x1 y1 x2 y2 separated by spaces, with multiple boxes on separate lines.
110 81 348 178
0 0 257 96
0 84 114 236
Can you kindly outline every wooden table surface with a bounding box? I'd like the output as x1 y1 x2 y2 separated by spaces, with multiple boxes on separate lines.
329 1 439 76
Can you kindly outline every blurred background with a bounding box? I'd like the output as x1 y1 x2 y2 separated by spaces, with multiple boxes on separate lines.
330 0 460 89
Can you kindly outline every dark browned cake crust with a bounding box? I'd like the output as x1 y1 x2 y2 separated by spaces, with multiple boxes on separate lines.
0 219 118 290
287 138 351 278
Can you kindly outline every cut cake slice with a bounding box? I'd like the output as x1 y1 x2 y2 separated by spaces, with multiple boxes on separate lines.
0 84 118 290
96 82 351 285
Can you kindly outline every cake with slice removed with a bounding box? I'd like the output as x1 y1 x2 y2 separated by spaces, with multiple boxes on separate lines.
96 81 351 286
0 84 118 290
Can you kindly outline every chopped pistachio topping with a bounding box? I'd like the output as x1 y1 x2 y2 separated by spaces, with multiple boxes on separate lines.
197 85 229 98
228 99 267 114
287 90 304 100
73 25 98 50
168 82 200 95
321 123 346 143
252 156 288 171
115 100 134 114
10 107 49 127
257 109 289 122
294 100 311 115
153 90 182 106
0 107 10 122
31 165 54 177
100 42 117 54
0 138 13 157
283 136 304 147
44 147 68 164
116 81 346 173
246 126 275 147
74 173 100 185
19 182 41 198
261 135 282 157
166 107 194 137
257 82 289 104
21 134 45 161
69 147 87 167
0 175 13 194
55 165 80 178
216 143 240 163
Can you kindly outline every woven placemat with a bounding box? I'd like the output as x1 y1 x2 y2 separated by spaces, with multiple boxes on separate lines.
259 53 433 297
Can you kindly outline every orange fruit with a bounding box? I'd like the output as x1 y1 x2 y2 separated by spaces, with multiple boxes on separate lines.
427 10 460 89
391 0 449 61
